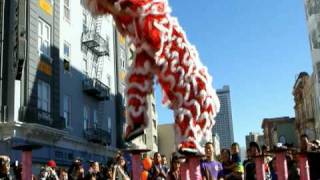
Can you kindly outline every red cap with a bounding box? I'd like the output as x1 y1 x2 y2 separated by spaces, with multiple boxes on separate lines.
47 160 57 168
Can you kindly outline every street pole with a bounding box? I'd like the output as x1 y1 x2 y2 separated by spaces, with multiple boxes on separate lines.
275 150 288 180
255 156 266 180
298 153 310 180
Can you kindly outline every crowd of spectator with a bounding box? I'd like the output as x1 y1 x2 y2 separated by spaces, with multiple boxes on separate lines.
242 134 320 180
0 152 128 180
1 135 320 180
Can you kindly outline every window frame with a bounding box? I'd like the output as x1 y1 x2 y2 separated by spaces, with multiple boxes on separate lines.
107 117 111 132
63 95 72 127
119 48 126 69
107 74 111 87
38 18 51 57
83 58 88 76
63 41 71 72
64 0 70 22
37 80 51 113
82 11 88 32
63 41 71 60
93 109 98 128
84 106 89 130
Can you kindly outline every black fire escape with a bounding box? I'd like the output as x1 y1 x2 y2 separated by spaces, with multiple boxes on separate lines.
81 17 111 145
81 18 110 100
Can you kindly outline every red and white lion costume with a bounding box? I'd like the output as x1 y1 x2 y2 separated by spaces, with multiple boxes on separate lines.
84 0 220 154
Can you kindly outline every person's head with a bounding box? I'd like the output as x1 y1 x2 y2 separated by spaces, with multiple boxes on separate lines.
47 160 57 170
170 155 181 172
92 162 100 173
153 152 162 165
220 149 231 162
231 142 240 154
161 155 167 165
261 145 268 154
59 168 68 180
0 156 10 174
73 159 82 170
249 142 260 157
246 148 251 159
142 153 148 159
300 134 309 151
204 142 215 159
116 155 126 167
105 166 113 178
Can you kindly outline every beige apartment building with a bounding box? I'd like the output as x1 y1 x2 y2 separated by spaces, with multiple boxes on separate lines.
293 72 318 141
131 93 159 153
158 124 176 162
261 117 298 149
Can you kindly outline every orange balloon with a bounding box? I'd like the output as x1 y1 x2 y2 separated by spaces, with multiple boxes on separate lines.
142 157 153 170
140 170 149 180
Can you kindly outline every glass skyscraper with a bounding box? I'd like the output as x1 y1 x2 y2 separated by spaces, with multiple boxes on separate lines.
212 86 235 149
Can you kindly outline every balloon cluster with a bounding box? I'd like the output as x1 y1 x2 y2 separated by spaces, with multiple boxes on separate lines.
140 157 152 180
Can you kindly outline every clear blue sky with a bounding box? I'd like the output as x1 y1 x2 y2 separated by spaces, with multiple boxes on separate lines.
155 0 313 148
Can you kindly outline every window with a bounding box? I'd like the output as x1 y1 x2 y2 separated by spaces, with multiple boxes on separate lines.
37 80 51 112
38 19 51 57
83 58 88 76
64 0 70 21
121 59 125 69
120 48 126 69
311 29 320 49
93 109 97 128
64 41 71 58
121 84 126 104
279 136 286 144
63 95 71 127
68 153 74 160
82 12 88 32
107 74 111 87
142 134 147 144
64 41 71 71
54 151 64 159
153 119 157 129
153 135 157 143
107 117 111 132
84 106 89 130
307 0 320 16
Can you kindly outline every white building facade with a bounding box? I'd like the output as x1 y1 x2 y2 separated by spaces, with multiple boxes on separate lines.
304 0 320 138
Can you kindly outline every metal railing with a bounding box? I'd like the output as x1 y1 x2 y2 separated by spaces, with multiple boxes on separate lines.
18 106 66 129
84 127 111 145
81 31 109 57
82 78 110 100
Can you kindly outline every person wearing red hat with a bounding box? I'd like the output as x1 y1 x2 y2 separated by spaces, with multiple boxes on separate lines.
44 160 59 180
47 160 56 169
